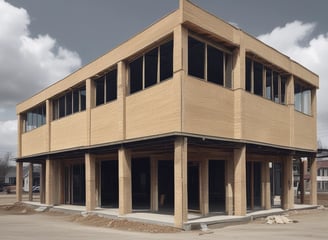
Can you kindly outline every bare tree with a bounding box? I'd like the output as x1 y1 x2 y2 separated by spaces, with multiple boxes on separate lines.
0 152 11 183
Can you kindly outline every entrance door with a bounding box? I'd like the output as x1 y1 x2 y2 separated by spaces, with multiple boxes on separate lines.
132 158 150 209
158 160 174 211
64 163 86 205
209 160 225 212
188 162 199 211
101 160 118 208
246 161 261 210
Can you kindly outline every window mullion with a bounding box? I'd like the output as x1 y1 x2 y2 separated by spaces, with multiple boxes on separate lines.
204 44 208 81
223 53 226 87
142 55 145 89
157 47 160 84
251 60 254 93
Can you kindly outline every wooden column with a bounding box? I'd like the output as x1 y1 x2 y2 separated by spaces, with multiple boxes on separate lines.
150 158 158 212
233 145 246 216
282 156 294 209
45 159 54 205
199 159 209 216
226 159 234 215
118 147 132 215
309 158 318 205
28 163 33 201
85 153 96 211
16 162 23 202
174 137 188 228
261 162 271 210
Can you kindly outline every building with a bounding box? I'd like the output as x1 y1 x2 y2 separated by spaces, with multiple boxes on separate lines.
16 0 319 228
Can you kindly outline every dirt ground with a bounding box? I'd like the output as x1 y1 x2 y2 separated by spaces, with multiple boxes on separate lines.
0 202 180 233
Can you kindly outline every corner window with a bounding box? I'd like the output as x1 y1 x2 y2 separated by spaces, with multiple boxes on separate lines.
95 68 117 106
53 85 86 120
129 39 173 94
294 80 312 115
24 103 46 132
188 36 232 88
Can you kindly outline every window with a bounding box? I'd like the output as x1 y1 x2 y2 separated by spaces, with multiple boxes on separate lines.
95 68 117 106
53 85 86 120
294 80 312 115
246 57 287 105
129 39 173 94
188 36 232 88
24 103 46 132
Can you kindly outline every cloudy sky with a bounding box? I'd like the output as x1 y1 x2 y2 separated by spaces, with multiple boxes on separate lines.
1 0 328 156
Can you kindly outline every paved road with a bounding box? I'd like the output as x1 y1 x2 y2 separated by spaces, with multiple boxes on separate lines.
0 208 327 240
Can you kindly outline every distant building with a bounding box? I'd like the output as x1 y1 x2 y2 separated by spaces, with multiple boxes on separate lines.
16 0 319 228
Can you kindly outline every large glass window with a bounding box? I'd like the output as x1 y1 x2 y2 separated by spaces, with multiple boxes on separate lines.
294 80 312 115
95 68 117 106
246 57 287 105
188 36 232 88
24 103 46 132
53 85 86 120
129 39 173 94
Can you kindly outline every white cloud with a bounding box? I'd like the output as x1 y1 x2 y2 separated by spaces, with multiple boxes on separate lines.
0 120 17 154
0 0 82 153
258 20 328 147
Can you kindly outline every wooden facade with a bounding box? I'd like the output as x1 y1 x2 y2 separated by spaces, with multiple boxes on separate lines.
16 0 318 228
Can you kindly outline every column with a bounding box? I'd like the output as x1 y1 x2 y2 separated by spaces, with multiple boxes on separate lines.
118 147 132 215
199 159 209 216
45 159 54 205
150 158 158 212
261 161 271 210
174 137 188 228
16 162 23 202
282 156 294 209
28 163 33 201
40 162 46 204
300 158 305 204
85 153 96 211
117 61 127 140
309 157 317 205
233 145 246 216
225 159 234 215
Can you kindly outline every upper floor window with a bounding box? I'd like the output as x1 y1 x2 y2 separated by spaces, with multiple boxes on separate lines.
53 85 86 120
24 103 46 132
188 36 232 88
95 68 117 106
246 57 287 104
294 79 312 115
129 39 173 94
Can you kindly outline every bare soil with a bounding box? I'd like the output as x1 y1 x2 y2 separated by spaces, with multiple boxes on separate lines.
0 202 180 233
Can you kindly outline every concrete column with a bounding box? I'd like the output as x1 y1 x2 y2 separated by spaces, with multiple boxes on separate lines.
45 159 55 205
118 147 132 215
85 153 96 211
233 145 246 216
300 159 305 204
28 163 33 201
117 61 127 140
174 137 188 228
150 158 158 212
86 78 93 146
226 159 234 215
282 156 294 209
16 162 23 202
261 162 271 210
309 158 317 205
199 159 209 216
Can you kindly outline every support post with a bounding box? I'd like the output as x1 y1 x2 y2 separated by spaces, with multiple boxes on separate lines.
28 163 33 201
45 159 54 205
118 147 132 215
174 137 188 228
233 145 246 215
150 158 158 212
85 153 96 211
282 156 294 209
300 158 305 204
261 161 271 210
16 162 23 202
40 162 46 204
226 159 234 215
309 158 317 205
199 159 209 216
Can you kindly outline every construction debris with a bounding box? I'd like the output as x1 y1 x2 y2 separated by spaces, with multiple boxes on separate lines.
265 215 293 224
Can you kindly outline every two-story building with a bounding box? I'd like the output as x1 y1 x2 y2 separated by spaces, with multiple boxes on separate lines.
16 0 319 228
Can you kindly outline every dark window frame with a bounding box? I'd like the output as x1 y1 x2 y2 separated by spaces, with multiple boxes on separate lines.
24 103 46 132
